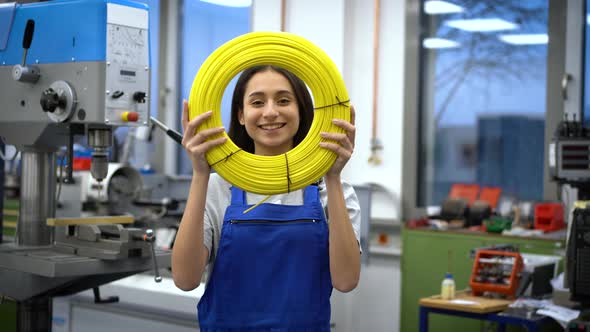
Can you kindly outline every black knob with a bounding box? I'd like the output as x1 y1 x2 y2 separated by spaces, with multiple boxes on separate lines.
40 88 64 113
133 91 146 103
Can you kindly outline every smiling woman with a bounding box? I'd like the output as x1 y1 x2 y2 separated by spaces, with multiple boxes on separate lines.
173 32 361 331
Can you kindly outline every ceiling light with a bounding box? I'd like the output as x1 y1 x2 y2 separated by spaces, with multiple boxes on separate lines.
200 0 252 7
424 1 463 15
498 34 548 45
423 38 460 49
445 18 519 32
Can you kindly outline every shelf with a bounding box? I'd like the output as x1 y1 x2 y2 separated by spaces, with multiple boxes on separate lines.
371 218 401 227
369 245 402 256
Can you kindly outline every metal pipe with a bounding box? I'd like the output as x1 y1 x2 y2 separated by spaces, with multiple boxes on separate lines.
368 0 383 165
17 149 56 246
372 0 380 140
280 0 287 32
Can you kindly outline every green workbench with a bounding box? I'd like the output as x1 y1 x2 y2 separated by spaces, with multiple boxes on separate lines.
401 227 565 332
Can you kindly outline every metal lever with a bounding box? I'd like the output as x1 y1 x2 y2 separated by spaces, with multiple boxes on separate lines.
150 116 183 145
144 229 162 282
12 19 40 83
21 19 34 65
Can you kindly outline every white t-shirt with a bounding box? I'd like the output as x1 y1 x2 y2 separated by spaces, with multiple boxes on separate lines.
202 173 361 278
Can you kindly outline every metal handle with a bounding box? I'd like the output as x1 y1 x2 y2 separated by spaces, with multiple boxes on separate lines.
21 19 35 66
562 73 572 100
150 116 183 145
23 20 34 49
13 19 40 84
145 229 162 282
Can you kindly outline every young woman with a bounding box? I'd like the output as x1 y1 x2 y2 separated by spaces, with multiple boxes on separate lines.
172 65 361 331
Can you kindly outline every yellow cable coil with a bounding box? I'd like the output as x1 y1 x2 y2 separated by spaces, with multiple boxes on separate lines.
189 31 350 195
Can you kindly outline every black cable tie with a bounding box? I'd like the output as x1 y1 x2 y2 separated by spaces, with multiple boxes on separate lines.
210 149 243 166
314 96 350 111
284 153 292 193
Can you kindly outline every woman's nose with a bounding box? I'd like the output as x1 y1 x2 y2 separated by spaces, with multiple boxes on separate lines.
262 103 279 118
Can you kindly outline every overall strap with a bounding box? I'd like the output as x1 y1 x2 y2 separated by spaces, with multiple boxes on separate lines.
303 184 320 205
230 186 246 205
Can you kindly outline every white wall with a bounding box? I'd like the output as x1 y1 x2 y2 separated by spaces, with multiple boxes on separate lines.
252 0 345 70
252 0 406 222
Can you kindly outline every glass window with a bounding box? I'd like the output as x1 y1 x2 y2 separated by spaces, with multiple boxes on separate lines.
178 1 250 175
418 0 549 205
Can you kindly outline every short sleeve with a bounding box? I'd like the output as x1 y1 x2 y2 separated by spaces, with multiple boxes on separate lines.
342 181 362 251
202 174 231 263
319 179 362 252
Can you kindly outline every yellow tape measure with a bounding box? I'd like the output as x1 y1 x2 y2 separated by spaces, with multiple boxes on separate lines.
188 31 350 195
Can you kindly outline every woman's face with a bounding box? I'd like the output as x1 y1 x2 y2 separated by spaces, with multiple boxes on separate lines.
239 70 300 156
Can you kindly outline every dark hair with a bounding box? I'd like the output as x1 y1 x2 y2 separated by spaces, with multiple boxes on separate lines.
228 65 314 154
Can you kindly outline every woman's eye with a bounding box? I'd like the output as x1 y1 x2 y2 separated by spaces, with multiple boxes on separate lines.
250 100 264 107
277 99 291 105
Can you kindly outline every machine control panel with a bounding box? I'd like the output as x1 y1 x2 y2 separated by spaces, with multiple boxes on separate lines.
549 120 590 183
104 3 150 126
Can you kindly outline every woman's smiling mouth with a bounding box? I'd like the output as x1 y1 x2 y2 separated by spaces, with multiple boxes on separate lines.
259 123 286 130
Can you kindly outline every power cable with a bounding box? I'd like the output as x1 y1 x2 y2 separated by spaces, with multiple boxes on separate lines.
188 31 350 195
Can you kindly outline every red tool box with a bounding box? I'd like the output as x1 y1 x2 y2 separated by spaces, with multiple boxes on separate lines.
534 203 565 232
470 250 523 299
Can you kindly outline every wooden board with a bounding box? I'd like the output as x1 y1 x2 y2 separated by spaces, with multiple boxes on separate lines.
3 221 16 228
2 209 18 217
46 215 134 226
419 291 513 314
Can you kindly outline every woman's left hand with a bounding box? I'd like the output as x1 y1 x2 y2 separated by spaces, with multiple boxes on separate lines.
320 105 356 177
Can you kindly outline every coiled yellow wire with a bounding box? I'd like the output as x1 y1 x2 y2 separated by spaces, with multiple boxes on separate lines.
188 31 350 195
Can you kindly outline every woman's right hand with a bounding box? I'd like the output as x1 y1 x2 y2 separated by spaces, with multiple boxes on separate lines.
181 100 227 175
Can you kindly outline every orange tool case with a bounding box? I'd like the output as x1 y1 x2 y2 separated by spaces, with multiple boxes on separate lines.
470 250 523 299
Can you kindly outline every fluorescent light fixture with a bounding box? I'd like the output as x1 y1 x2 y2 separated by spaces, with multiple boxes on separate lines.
423 37 460 49
498 34 548 45
200 0 252 7
424 1 463 15
445 18 518 32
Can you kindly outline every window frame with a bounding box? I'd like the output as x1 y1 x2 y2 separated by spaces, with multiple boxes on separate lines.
155 0 252 176
400 0 568 220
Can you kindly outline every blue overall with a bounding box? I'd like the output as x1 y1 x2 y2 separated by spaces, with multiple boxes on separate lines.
197 185 332 331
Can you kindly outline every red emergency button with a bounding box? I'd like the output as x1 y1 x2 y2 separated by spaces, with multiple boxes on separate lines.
121 111 139 122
